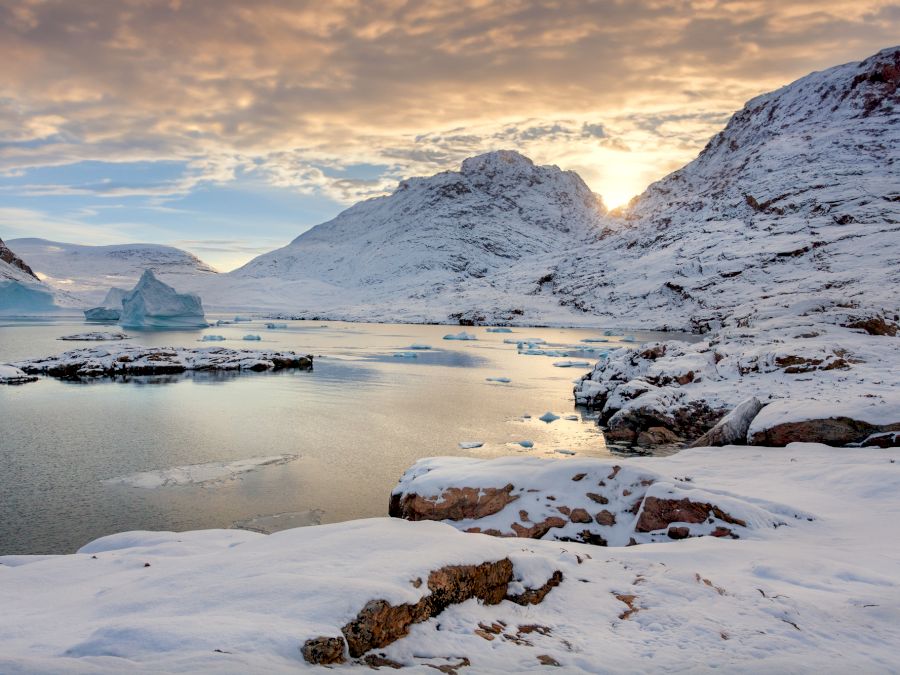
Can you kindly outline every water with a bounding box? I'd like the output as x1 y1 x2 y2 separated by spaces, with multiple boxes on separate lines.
0 316 697 554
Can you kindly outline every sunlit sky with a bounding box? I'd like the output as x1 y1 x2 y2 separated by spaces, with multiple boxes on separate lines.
1 1 897 271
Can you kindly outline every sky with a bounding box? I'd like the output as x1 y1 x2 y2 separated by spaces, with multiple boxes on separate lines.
0 0 897 271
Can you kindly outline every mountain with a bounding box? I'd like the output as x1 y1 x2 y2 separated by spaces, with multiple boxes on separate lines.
550 46 900 331
216 150 606 321
0 237 60 311
0 238 39 282
8 238 218 305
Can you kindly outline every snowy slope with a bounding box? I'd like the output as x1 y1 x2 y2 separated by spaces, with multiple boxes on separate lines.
9 238 218 306
0 237 67 312
551 46 900 331
212 150 606 321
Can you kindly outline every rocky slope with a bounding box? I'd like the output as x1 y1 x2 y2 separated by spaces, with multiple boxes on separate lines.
551 46 900 331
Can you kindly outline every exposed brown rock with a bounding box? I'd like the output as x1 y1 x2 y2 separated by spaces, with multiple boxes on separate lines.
594 510 616 526
505 570 564 605
389 484 518 521
586 492 609 505
636 496 746 532
667 526 690 539
537 655 562 667
510 516 567 539
301 636 345 664
747 417 893 447
859 431 900 448
842 315 899 336
636 426 682 447
0 238 38 279
568 508 592 524
363 653 404 669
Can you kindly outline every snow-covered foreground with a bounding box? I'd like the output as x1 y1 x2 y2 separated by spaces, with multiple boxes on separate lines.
2 445 899 672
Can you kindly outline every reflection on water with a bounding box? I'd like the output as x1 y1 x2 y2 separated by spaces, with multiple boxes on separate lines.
0 316 699 554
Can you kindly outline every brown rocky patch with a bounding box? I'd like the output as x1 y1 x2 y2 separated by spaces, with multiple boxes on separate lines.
389 484 518 521
636 496 746 532
748 417 895 447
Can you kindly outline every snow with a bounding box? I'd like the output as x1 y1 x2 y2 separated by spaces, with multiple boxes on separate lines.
0 364 37 384
104 455 299 488
59 332 130 341
443 331 477 340
120 270 207 329
5 446 897 671
748 398 900 436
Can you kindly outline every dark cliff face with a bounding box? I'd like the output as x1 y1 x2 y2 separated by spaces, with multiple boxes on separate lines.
0 238 39 280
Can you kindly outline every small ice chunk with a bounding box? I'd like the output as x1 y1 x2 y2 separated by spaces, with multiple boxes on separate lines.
517 440 534 448
486 327 513 333
234 316 251 322
504 337 545 344
265 322 288 329
553 360 591 368
622 336 637 342
564 414 579 421
603 329 619 336
486 376 511 383
554 448 576 455
539 411 560 423
443 331 477 340
215 319 233 326
201 335 226 342
408 344 432 350
243 334 261 341
458 441 484 449
393 352 418 358
581 338 609 343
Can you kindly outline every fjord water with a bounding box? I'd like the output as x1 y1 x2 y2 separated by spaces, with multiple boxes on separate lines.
0 318 693 554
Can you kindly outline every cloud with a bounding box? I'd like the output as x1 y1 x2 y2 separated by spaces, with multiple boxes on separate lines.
0 0 896 210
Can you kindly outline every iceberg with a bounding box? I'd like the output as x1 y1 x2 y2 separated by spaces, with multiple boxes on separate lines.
443 331 477 340
119 271 207 329
0 280 56 312
84 287 129 322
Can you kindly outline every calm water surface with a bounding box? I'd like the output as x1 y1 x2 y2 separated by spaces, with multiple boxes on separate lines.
0 317 696 554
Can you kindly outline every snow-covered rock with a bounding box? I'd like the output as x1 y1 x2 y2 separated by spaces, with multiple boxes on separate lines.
58 332 130 341
12 345 313 379
119 270 207 329
0 364 37 385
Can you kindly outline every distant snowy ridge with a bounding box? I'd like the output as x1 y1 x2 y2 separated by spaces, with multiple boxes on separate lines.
8 238 218 305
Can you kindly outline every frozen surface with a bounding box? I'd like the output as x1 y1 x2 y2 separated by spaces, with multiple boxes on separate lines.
105 454 299 488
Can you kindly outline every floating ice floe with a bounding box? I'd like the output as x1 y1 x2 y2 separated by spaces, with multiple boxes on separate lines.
393 352 418 358
104 454 299 489
581 338 609 343
265 322 288 329
504 337 545 344
521 348 571 357
201 335 226 342
539 411 560 423
554 448 576 455
458 441 484 449
119 270 207 329
553 360 591 368
242 334 261 341
486 376 511 383
215 320 233 326
516 440 534 448
485 327 513 333
622 336 637 342
564 414 579 421
443 331 477 340
603 330 619 336
408 344 431 350
59 332 130 341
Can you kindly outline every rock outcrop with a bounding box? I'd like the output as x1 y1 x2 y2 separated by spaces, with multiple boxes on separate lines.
12 345 313 379
0 238 38 280
302 558 562 664
688 397 763 448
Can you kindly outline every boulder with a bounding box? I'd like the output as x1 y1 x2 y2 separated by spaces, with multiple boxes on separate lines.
688 397 763 448
389 484 518 521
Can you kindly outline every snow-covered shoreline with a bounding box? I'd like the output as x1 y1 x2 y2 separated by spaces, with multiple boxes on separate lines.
2 444 899 672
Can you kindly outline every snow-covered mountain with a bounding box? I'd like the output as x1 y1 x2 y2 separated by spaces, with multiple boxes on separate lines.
8 238 218 305
208 150 606 320
0 238 39 282
0 237 62 312
551 45 900 331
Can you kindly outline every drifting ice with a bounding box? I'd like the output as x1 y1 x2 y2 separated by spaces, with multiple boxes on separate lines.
486 376 511 383
201 335 226 342
243 334 261 341
485 327 512 333
443 331 477 340
458 441 484 449
539 411 560 423
119 270 207 329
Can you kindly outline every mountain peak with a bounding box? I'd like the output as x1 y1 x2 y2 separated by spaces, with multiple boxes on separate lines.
460 150 536 176
0 238 39 280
